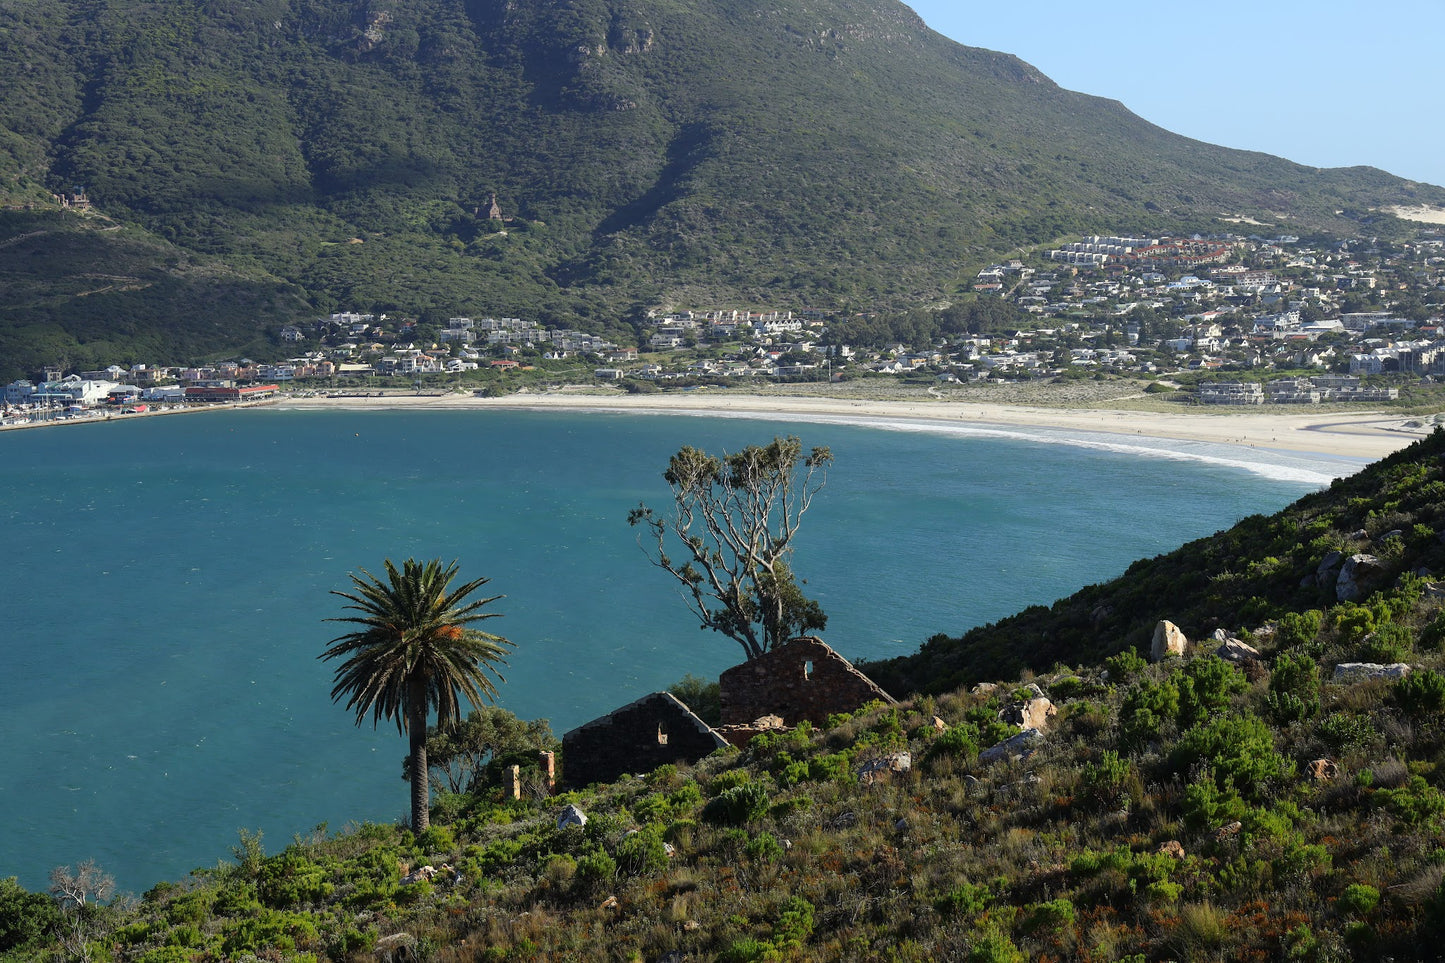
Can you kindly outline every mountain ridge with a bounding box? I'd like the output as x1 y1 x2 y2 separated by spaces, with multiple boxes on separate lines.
2 0 1442 377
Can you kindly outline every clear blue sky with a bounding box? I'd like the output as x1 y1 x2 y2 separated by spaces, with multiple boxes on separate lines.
904 1 1445 189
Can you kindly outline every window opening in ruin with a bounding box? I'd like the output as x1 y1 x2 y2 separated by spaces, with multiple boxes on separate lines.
804 660 814 680
657 723 668 745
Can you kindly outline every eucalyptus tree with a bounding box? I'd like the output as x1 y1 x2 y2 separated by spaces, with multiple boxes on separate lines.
629 435 831 660
321 558 512 833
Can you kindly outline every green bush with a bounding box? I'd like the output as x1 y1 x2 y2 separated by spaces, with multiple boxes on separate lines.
1339 883 1381 917
1181 776 1249 833
1022 898 1075 933
1319 713 1376 754
926 724 982 762
1374 775 1445 825
0 876 60 953
256 851 333 909
1362 622 1413 663
1079 750 1140 812
1178 657 1246 729
1268 652 1322 723
745 833 783 862
968 926 1026 963
1275 610 1324 649
415 824 455 854
1119 677 1180 752
709 769 753 795
1105 649 1148 681
220 908 317 956
614 826 670 877
935 881 993 918
575 850 617 887
1419 613 1445 650
1171 714 1291 801
703 784 770 826
1397 669 1445 716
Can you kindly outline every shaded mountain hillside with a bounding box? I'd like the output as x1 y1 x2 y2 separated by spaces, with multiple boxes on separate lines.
2 0 1442 376
868 428 1445 697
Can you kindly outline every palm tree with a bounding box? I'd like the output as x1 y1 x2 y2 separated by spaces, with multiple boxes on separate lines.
321 557 512 833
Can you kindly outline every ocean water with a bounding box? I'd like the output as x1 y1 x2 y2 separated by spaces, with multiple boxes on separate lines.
0 407 1356 891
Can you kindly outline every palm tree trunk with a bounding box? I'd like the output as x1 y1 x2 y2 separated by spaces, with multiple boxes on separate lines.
408 692 429 834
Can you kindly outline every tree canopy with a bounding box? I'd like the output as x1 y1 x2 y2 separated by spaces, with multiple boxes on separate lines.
321 557 512 832
629 436 831 660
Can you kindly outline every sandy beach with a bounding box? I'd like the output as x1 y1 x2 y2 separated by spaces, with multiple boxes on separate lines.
273 386 1434 462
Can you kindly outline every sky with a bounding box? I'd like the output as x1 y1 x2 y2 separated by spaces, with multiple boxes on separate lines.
904 1 1445 189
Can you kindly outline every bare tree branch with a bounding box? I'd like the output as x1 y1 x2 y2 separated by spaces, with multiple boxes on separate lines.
629 436 831 659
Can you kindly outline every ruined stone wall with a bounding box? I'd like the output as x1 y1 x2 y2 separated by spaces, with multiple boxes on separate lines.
561 692 727 789
718 636 894 727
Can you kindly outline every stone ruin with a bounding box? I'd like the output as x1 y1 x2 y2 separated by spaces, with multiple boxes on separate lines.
718 636 895 729
561 692 727 790
560 636 894 787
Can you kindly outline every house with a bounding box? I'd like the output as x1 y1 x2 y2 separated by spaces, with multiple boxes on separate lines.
717 636 894 730
561 692 728 789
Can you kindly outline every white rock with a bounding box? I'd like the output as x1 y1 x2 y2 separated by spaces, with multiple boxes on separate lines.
1151 620 1188 662
1333 662 1412 682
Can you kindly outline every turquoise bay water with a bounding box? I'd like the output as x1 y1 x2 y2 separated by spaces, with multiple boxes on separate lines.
0 408 1354 891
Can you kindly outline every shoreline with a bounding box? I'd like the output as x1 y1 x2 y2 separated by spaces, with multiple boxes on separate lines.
4 386 1429 462
271 388 1430 462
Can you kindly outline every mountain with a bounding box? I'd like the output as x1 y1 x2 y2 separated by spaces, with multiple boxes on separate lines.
3 0 1442 379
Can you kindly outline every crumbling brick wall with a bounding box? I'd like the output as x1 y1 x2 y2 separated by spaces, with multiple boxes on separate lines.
561 692 728 789
718 636 895 727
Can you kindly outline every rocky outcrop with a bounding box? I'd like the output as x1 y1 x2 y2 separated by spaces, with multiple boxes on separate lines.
1215 638 1262 664
999 696 1057 731
857 751 912 785
1151 620 1188 662
979 728 1044 764
1336 554 1389 602
1333 662 1412 682
1315 550 1345 588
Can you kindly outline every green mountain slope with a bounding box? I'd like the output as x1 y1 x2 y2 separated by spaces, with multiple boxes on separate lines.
2 0 1442 378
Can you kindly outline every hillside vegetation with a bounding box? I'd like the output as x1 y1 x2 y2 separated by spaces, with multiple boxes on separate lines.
3 0 1443 376
9 433 1445 958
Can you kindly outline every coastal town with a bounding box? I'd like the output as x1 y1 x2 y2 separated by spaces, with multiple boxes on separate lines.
5 227 1445 428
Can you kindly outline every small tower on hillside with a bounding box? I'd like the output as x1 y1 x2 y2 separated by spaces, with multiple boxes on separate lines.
486 193 503 221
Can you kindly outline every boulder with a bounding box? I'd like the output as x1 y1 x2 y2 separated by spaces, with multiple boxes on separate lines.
1150 620 1188 662
556 803 588 830
999 697 1057 731
1333 662 1412 683
1215 639 1262 664
1307 758 1340 782
1315 550 1345 588
1337 554 1388 602
971 682 999 696
1157 840 1185 860
857 751 912 785
979 728 1045 765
